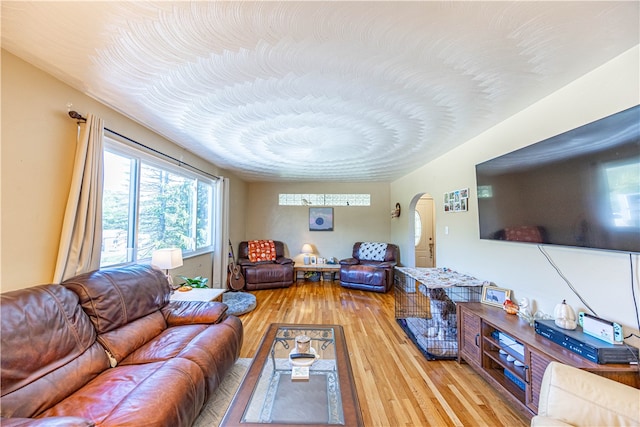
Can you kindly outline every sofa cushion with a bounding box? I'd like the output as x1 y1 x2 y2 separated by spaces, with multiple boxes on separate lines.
162 300 228 326
121 323 210 364
62 264 170 334
40 359 206 427
1 285 110 418
243 263 293 284
340 265 386 285
122 317 243 397
98 311 167 364
92 301 233 367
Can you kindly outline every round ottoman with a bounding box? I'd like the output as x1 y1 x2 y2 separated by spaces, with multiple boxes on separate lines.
222 292 257 316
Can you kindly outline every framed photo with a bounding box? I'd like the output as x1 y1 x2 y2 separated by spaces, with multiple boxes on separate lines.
310 255 317 265
309 207 333 231
444 188 469 212
481 285 511 307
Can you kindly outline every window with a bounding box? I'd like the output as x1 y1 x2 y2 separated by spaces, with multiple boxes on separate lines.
414 210 422 246
278 193 370 206
101 139 215 267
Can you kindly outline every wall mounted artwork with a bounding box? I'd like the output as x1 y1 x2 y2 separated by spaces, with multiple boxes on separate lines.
444 188 468 212
309 207 334 231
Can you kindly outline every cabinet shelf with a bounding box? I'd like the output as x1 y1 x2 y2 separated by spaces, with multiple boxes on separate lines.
485 366 526 404
457 302 639 420
483 335 525 366
484 348 526 382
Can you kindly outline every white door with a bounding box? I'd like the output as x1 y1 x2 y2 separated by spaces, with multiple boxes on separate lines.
414 196 435 267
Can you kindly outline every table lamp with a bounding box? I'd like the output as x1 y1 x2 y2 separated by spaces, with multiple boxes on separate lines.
151 248 183 287
301 243 313 265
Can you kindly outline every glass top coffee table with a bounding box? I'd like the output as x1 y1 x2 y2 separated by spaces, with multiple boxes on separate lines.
221 324 363 426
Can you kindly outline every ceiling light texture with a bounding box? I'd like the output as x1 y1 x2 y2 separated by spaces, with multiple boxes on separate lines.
2 1 637 181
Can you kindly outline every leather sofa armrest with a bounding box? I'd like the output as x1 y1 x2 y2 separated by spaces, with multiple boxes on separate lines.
276 257 293 265
340 258 359 266
0 417 95 427
376 261 396 268
238 257 252 266
533 361 640 427
162 300 228 326
239 258 273 266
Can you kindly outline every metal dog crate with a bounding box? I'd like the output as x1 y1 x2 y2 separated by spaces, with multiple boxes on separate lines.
395 267 485 360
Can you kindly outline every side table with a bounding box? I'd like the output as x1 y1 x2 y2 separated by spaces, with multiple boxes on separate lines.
170 287 225 302
293 263 340 282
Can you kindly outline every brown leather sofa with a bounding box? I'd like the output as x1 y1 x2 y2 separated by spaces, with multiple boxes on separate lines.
340 242 399 293
237 240 294 290
0 264 243 427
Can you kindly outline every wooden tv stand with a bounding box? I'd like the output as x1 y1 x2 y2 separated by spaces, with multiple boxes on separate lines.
457 302 639 419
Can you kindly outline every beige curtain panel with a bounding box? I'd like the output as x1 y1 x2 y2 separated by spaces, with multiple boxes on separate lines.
214 177 230 288
53 114 104 283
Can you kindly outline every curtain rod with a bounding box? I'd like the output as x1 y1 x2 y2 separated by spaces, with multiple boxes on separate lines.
68 111 220 180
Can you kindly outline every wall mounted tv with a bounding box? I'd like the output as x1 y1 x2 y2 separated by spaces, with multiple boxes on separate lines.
476 105 640 253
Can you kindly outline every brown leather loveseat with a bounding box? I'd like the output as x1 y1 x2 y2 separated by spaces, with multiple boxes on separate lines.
340 242 399 293
0 264 243 427
237 240 294 290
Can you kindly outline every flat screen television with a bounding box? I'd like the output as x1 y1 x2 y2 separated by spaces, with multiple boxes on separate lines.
476 105 640 253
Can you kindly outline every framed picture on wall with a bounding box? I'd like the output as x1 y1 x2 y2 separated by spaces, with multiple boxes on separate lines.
444 188 469 212
309 207 334 231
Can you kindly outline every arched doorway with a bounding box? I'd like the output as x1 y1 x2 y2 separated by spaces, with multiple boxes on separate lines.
412 194 435 267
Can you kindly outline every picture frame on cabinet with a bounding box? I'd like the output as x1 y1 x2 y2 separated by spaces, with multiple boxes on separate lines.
481 285 511 307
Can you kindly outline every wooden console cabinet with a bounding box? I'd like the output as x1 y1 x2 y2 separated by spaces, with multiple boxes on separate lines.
457 302 639 419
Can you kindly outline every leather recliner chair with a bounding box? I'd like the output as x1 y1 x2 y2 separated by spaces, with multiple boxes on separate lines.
339 242 399 293
237 240 294 290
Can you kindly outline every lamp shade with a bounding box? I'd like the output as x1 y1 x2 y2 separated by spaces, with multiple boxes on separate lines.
151 248 183 270
301 243 313 254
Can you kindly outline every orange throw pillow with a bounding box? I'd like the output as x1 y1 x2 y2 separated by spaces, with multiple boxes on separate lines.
248 240 276 262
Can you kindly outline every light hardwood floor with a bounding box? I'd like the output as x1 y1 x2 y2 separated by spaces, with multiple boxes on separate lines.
236 280 529 427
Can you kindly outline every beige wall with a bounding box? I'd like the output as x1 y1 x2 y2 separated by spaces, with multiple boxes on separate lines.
245 182 392 263
3 44 639 346
1 51 247 291
391 46 640 345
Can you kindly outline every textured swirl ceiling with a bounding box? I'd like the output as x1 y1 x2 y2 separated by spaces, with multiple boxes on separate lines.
2 1 638 181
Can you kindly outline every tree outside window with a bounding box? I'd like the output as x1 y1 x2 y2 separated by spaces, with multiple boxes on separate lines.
101 145 214 267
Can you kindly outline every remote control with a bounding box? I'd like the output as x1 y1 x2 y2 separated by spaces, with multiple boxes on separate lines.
290 353 316 359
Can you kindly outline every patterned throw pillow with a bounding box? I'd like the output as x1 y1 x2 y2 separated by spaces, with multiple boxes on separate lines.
248 240 276 262
358 242 388 261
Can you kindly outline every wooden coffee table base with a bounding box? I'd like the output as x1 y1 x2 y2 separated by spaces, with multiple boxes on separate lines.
221 323 362 427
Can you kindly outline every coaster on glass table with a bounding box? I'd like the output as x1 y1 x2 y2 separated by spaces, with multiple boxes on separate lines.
291 366 309 381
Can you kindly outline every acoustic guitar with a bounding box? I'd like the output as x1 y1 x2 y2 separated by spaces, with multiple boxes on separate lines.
227 240 245 291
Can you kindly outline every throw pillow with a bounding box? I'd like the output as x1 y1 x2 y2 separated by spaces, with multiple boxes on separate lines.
248 240 276 262
358 242 388 261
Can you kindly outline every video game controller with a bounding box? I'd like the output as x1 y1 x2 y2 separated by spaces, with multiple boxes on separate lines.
578 311 585 327
613 322 623 343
